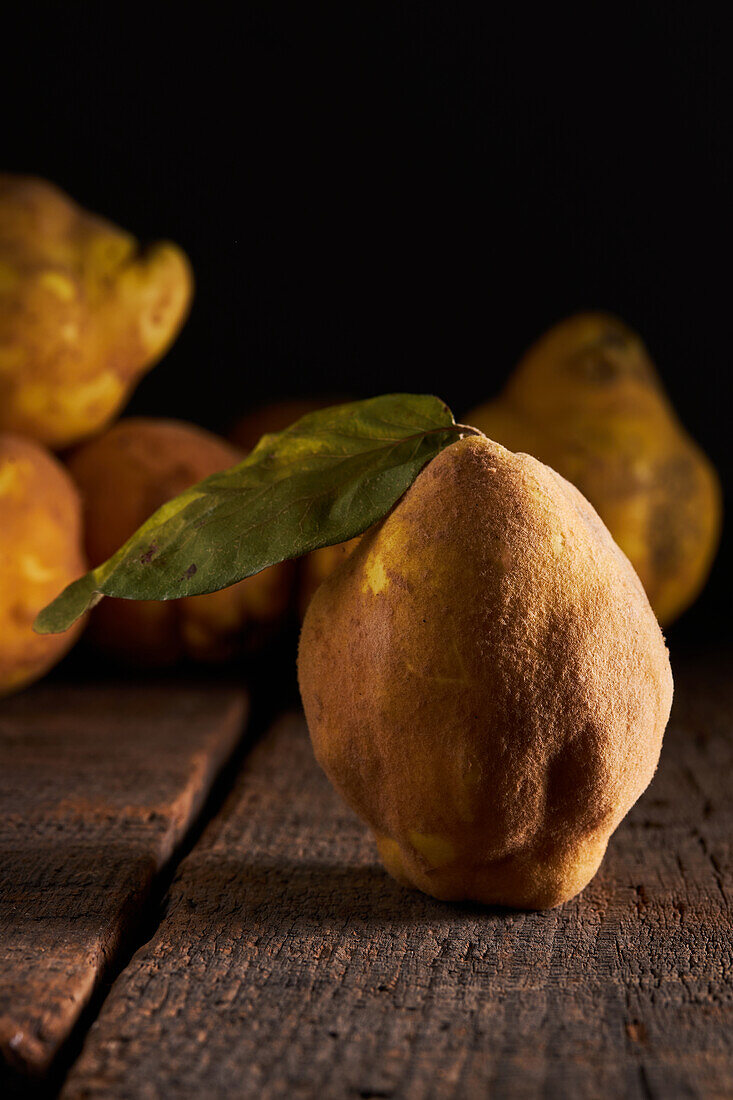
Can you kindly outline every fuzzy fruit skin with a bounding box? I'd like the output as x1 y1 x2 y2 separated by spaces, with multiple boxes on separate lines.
0 175 192 449
67 418 293 666
466 313 722 626
0 434 86 697
298 436 673 910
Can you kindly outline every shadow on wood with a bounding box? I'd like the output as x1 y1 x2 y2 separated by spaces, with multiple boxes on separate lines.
0 681 248 1090
60 655 732 1099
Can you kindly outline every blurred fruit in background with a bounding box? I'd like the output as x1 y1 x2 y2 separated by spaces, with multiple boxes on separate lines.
0 174 192 449
298 538 361 619
229 397 358 617
67 418 293 666
228 398 331 452
466 313 722 626
0 434 87 696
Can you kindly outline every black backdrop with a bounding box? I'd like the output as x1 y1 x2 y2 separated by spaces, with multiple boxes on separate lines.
4 5 729 642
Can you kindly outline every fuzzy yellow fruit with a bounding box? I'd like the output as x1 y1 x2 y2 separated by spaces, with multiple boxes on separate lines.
0 174 193 449
0 434 86 696
466 313 721 625
298 435 673 910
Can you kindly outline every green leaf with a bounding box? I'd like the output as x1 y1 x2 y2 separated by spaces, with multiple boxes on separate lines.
36 394 471 635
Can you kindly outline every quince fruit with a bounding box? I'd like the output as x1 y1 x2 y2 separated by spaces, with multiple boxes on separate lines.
0 433 86 696
67 418 293 665
299 435 673 909
466 313 721 625
0 174 192 449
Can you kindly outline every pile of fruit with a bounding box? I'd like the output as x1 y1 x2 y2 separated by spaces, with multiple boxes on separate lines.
1 175 722 910
0 176 330 690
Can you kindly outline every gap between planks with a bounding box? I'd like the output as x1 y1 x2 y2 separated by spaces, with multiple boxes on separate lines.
0 678 254 1097
57 652 733 1100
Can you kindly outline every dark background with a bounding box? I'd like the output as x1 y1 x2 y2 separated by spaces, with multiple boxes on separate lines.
4 5 729 642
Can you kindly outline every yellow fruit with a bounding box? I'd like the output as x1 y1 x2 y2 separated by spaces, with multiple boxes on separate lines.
0 174 192 449
67 418 293 666
0 434 86 696
466 313 721 625
299 435 673 910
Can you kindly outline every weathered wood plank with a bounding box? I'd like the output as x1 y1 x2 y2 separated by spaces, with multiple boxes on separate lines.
62 657 732 1099
0 681 248 1083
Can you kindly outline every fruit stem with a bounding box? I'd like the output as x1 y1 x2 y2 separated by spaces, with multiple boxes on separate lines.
455 423 485 439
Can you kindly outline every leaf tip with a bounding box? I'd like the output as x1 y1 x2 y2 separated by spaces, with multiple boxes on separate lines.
33 574 103 634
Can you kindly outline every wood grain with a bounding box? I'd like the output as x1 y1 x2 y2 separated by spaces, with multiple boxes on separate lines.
61 655 732 1099
0 681 248 1083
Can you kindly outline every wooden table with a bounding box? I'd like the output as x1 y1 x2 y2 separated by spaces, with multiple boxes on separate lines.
0 653 730 1099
